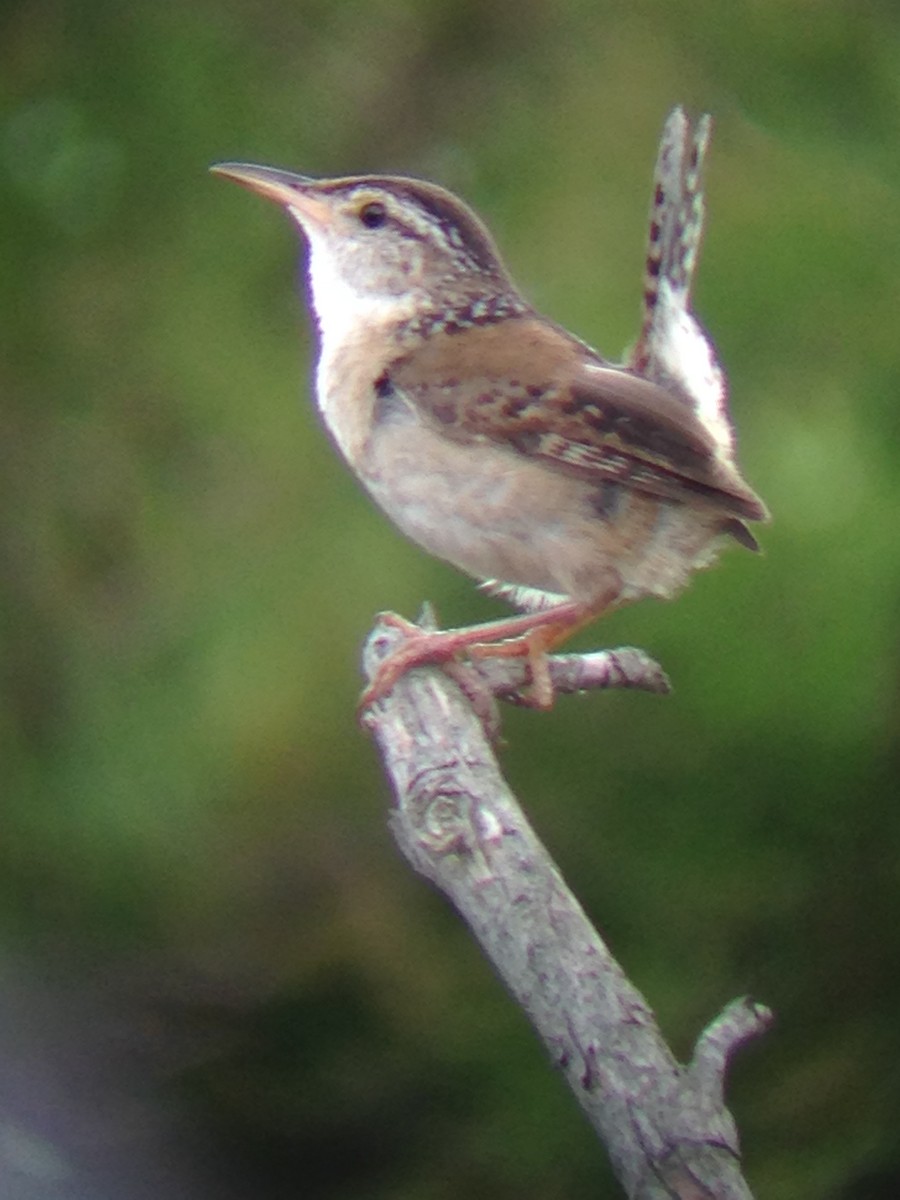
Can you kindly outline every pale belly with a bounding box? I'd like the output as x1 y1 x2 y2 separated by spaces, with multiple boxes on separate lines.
357 414 728 610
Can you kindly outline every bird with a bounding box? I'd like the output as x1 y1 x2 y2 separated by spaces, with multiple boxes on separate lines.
212 108 767 711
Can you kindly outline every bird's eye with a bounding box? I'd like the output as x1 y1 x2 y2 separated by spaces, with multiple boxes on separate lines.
358 201 387 229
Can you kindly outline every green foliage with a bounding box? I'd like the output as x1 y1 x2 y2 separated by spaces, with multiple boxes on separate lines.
2 1 900 1196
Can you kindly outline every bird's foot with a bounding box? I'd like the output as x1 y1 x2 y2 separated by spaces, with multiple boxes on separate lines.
359 602 591 719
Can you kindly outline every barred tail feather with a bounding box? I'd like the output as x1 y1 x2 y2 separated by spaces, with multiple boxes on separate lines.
629 109 737 464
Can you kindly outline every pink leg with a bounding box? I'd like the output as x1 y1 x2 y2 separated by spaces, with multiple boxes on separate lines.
360 598 608 713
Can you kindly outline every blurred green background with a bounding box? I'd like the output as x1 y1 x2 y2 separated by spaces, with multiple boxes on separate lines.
3 1 900 1197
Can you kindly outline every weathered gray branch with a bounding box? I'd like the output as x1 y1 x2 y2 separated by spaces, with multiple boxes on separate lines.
362 615 772 1200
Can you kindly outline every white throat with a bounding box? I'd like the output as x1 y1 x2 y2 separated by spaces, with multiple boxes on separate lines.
291 212 412 461
293 214 407 369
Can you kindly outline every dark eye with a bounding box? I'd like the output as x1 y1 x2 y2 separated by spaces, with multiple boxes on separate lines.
358 201 387 229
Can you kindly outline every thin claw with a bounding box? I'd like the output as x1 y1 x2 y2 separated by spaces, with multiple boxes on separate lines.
358 629 463 717
442 660 502 741
373 611 422 636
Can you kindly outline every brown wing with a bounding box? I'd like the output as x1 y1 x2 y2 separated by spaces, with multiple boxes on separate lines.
388 317 767 522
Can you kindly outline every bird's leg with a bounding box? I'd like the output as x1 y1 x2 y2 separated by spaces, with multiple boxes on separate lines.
361 593 615 714
360 601 586 713
468 602 612 709
469 624 567 709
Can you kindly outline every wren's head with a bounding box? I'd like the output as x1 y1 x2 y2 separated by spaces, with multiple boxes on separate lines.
211 164 524 337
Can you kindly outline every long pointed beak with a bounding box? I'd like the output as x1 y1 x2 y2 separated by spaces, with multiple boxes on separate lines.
210 162 331 226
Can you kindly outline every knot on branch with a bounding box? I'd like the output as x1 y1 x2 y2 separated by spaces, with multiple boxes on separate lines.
396 764 507 886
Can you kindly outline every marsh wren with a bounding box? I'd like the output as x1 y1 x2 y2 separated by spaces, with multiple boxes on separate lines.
213 108 767 709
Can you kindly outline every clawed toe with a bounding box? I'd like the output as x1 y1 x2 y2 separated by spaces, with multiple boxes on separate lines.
359 599 605 721
358 628 460 718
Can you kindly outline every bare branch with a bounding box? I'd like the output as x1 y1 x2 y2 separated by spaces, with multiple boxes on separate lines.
362 616 772 1200
470 644 671 702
